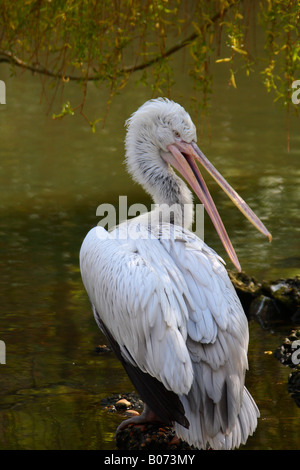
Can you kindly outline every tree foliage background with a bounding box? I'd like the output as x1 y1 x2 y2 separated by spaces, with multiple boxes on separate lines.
0 0 299 130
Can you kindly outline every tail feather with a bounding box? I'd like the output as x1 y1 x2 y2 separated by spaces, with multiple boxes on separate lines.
175 386 259 450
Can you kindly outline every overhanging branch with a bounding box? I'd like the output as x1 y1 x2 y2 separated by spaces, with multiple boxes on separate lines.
0 3 233 82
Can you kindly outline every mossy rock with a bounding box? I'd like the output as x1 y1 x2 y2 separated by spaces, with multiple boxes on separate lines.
228 271 300 325
228 270 261 314
261 276 300 317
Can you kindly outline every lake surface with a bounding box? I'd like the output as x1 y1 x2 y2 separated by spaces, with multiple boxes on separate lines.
0 48 299 450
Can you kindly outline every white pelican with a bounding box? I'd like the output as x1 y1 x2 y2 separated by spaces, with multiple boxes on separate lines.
80 98 271 450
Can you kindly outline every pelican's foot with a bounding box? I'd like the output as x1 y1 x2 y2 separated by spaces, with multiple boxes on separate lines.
115 403 171 435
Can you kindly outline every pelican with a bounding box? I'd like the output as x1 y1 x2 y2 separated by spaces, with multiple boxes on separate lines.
80 98 271 450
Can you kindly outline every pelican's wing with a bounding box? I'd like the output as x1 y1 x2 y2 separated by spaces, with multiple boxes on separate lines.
156 225 259 449
79 224 194 426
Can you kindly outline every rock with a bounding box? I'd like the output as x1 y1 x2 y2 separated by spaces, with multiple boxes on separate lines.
124 409 140 418
274 329 300 408
115 398 131 410
102 393 203 449
261 277 300 317
274 329 300 368
115 422 196 450
288 370 300 407
292 309 300 323
228 270 261 314
228 271 300 326
94 344 112 354
101 392 144 413
249 295 282 328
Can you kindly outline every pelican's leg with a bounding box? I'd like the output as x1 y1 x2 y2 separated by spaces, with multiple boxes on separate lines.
115 403 171 433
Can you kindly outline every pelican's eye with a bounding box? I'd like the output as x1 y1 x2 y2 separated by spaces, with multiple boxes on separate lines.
173 130 181 139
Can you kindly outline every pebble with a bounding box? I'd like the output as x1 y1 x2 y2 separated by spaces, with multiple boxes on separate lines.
101 392 144 412
94 344 111 354
124 410 140 417
115 398 131 410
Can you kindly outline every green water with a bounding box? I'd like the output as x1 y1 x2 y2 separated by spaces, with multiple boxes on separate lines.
0 55 299 450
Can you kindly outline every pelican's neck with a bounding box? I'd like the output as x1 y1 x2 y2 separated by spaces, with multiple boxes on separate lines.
126 142 194 229
147 168 194 229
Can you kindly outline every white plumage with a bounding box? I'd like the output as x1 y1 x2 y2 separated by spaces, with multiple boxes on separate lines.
80 98 270 449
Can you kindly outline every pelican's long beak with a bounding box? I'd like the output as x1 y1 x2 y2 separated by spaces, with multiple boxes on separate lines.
164 141 272 272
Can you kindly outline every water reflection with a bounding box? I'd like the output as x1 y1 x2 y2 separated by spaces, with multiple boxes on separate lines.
0 58 299 450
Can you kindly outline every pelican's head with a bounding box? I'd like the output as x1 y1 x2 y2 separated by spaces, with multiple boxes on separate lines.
126 97 196 151
125 98 197 194
125 98 271 271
